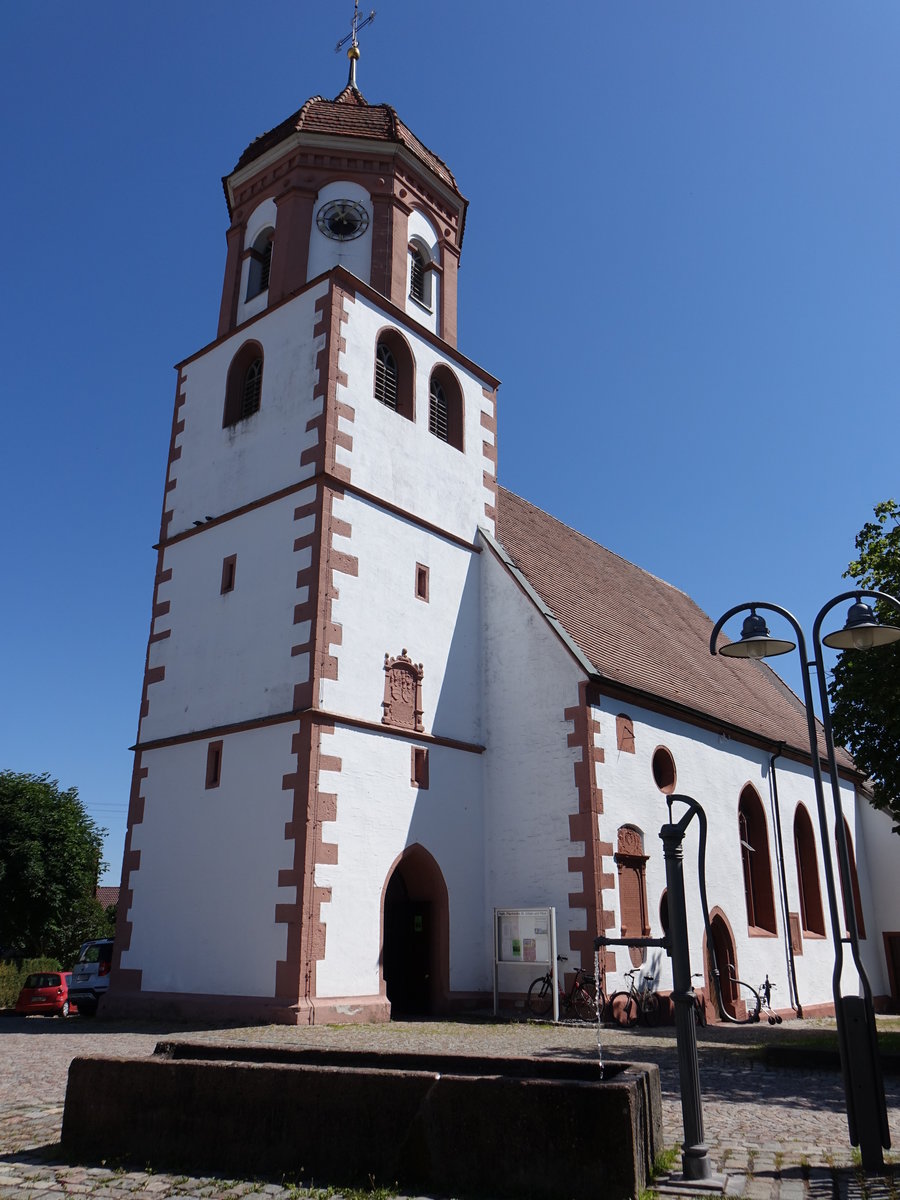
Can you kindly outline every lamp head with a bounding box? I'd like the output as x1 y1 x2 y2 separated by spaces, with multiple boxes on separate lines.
718 608 796 659
822 597 900 651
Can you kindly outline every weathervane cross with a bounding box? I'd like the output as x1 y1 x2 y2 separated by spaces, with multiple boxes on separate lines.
335 0 376 90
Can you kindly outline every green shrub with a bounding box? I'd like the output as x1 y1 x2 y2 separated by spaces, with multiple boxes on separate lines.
0 957 62 1010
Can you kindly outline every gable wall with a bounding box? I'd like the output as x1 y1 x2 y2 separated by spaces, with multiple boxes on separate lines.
481 545 587 968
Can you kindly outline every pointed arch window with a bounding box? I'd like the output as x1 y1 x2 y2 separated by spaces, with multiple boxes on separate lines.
837 818 866 939
373 330 414 421
793 804 825 936
428 366 463 451
738 785 777 934
223 341 264 427
246 229 274 300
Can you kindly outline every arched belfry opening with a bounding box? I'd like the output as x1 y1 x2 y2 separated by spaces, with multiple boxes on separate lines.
381 844 449 1018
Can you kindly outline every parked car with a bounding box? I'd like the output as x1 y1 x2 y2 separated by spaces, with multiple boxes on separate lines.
15 970 73 1018
69 938 113 1016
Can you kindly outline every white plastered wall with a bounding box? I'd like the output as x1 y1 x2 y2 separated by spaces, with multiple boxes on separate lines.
315 726 486 997
481 547 586 971
236 198 277 326
121 724 296 996
594 700 872 1010
405 209 440 336
169 283 326 537
857 800 900 999
306 180 372 285
142 490 311 742
323 492 482 744
337 293 495 542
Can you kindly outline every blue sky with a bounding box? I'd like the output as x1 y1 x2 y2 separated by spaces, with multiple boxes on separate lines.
1 3 897 884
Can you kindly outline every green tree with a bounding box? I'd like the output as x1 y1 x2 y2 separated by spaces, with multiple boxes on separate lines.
829 499 900 833
0 771 110 963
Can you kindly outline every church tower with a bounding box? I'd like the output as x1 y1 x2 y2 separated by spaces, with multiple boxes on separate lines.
109 58 499 1022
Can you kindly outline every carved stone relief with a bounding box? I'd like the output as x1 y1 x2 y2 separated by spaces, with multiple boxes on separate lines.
382 649 424 732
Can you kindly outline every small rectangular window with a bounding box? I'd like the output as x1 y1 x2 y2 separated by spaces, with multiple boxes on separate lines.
221 555 237 594
411 747 429 789
415 563 429 602
206 741 223 789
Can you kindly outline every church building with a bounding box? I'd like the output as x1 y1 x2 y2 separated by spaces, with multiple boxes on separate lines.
107 59 898 1024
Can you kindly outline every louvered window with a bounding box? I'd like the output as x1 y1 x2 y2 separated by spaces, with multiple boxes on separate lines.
410 247 426 303
375 342 398 410
241 359 262 419
246 229 274 300
259 238 272 292
429 380 448 441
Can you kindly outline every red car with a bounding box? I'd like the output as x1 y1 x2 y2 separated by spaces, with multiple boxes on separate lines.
14 970 73 1018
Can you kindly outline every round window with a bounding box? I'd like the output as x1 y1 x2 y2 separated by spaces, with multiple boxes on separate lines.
652 747 676 793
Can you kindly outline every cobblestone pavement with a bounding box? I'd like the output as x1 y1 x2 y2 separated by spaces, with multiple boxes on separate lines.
0 1014 898 1199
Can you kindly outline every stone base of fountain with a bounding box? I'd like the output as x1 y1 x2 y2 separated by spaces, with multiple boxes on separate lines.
62 1042 662 1199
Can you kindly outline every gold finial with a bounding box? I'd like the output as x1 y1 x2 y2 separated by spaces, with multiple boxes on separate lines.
335 1 375 91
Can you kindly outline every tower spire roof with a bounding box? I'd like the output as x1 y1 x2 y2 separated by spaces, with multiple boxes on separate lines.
228 90 462 197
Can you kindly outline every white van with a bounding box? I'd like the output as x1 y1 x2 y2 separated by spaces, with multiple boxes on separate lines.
69 938 113 1016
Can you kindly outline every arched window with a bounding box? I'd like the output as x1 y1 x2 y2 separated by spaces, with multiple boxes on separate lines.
373 330 415 421
246 228 274 300
223 341 264 427
738 785 777 934
428 366 463 451
837 818 866 939
793 804 825 936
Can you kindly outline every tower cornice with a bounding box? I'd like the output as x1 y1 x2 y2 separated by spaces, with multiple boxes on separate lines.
225 134 467 244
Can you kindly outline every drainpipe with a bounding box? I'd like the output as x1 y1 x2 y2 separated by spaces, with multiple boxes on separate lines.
769 745 802 1018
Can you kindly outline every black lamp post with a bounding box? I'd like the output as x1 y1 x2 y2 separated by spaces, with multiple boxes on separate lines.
710 589 900 1171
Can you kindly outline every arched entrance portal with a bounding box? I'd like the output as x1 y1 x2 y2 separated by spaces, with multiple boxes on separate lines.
705 909 742 1020
382 845 449 1019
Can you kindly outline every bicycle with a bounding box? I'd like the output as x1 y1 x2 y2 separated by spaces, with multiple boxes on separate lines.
527 956 598 1022
609 968 660 1028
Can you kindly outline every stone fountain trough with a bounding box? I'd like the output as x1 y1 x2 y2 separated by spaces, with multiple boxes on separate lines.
62 1041 662 1199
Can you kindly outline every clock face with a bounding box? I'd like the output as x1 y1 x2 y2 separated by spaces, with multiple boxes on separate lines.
316 199 370 242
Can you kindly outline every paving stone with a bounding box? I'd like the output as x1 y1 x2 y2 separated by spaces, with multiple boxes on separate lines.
1 1015 899 1199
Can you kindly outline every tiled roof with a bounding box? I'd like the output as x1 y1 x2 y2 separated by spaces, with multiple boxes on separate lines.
495 487 853 768
95 886 120 910
231 85 461 194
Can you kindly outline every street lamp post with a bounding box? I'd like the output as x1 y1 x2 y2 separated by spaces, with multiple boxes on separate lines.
709 590 900 1171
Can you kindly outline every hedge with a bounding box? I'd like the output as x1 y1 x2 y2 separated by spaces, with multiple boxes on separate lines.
0 957 62 1010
